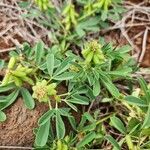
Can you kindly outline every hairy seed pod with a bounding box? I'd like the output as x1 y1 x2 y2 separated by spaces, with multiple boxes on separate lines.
93 55 101 64
13 76 22 87
85 51 94 63
62 144 68 150
11 71 26 78
21 76 34 85
57 140 62 150
1 71 10 85
8 57 16 69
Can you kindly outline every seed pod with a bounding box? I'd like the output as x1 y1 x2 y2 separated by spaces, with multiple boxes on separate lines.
8 57 16 69
62 144 68 150
11 71 27 78
1 72 10 85
21 76 34 85
82 49 91 58
42 3 47 11
93 55 101 65
62 4 71 15
13 76 22 87
64 136 70 143
85 51 94 63
125 135 134 150
57 140 62 150
24 68 33 74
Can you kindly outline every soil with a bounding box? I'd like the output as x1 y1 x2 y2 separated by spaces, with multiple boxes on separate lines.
0 98 48 147
0 0 150 148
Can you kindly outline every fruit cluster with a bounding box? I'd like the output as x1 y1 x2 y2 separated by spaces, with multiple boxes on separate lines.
34 0 53 11
94 0 112 11
2 57 34 87
32 80 57 102
82 40 105 65
62 3 78 31
52 136 76 150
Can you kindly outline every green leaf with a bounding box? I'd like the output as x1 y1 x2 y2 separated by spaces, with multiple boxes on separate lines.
0 59 5 69
58 108 71 117
110 116 126 134
20 88 35 109
34 41 44 65
105 135 121 150
125 96 148 107
77 132 96 148
46 53 54 76
142 104 150 129
108 68 132 77
53 72 75 81
138 77 150 103
35 120 50 147
100 73 120 98
53 57 73 76
0 111 6 122
117 45 132 54
68 94 89 105
38 109 54 126
0 83 16 93
0 90 19 111
93 80 100 96
65 101 78 112
56 110 65 139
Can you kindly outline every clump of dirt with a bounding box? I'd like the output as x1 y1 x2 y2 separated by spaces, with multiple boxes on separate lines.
0 98 49 147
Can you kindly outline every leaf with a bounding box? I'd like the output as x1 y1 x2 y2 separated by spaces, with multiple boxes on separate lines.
0 83 16 93
93 80 100 96
77 132 96 148
117 45 132 54
138 77 150 103
105 135 121 150
125 96 148 107
46 53 54 76
0 90 19 111
56 110 65 139
100 73 120 98
0 59 5 69
53 57 72 76
58 108 71 117
35 120 50 147
68 94 89 105
34 41 44 65
38 109 54 126
20 88 35 109
108 68 132 77
110 116 126 134
0 111 6 122
65 101 78 112
53 72 75 80
142 104 150 129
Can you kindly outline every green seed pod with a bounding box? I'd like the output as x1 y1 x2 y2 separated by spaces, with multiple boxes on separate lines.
8 57 16 69
64 136 70 143
11 71 26 78
82 49 91 58
1 71 10 85
93 55 101 65
21 76 34 85
24 68 33 74
57 140 62 150
13 76 23 87
85 51 94 63
125 135 134 150
62 144 68 150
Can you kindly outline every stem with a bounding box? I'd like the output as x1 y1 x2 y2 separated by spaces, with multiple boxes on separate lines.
48 100 52 110
96 113 115 125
